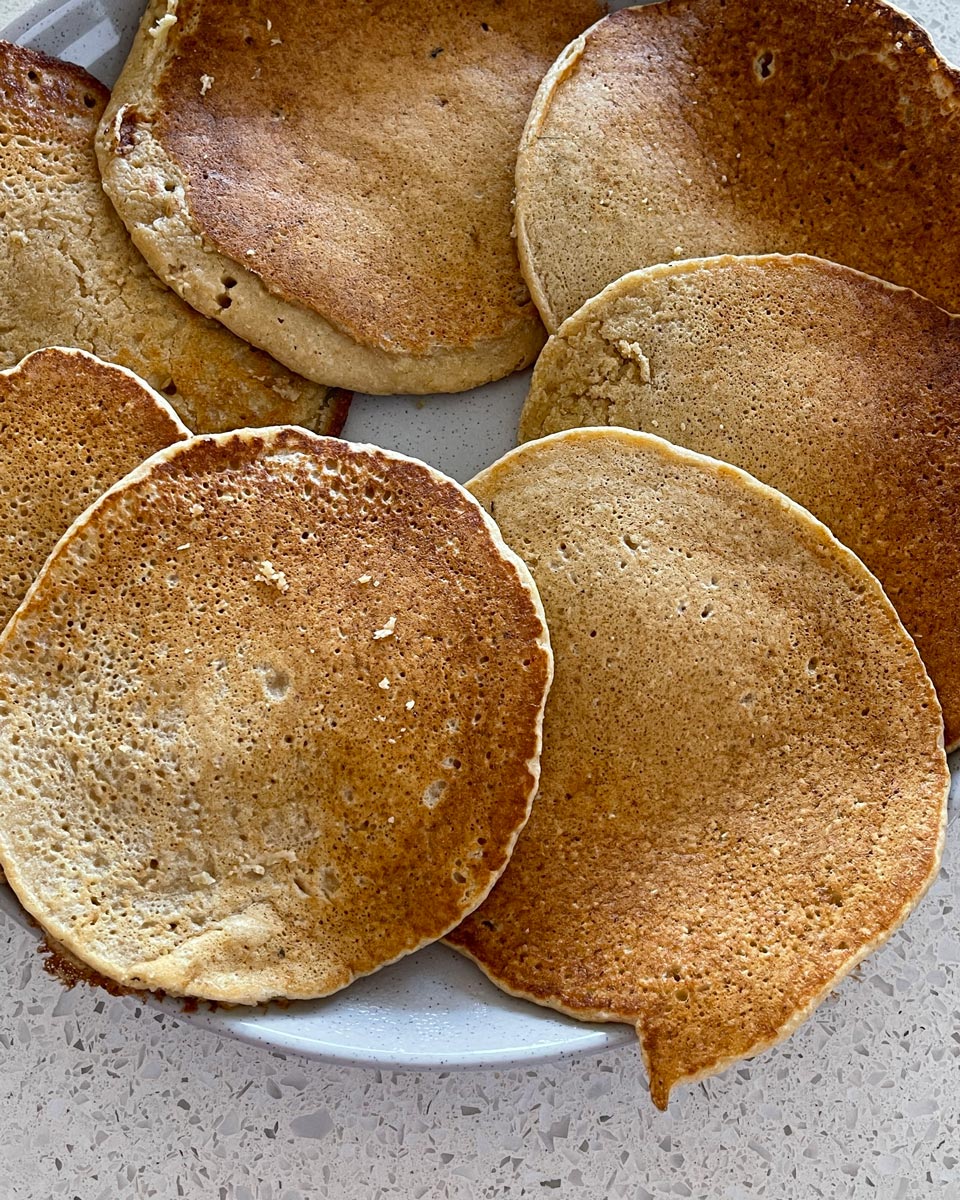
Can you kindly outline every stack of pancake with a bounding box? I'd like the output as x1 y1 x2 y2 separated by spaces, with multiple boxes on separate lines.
0 0 954 1109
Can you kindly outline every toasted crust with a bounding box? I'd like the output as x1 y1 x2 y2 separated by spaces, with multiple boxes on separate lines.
520 253 960 751
96 0 601 394
516 0 960 331
0 40 348 434
0 428 552 1004
0 346 188 627
447 428 948 1108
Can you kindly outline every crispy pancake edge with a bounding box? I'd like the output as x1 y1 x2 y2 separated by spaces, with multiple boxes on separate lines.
94 0 561 395
446 426 949 1107
0 427 554 1002
0 39 349 435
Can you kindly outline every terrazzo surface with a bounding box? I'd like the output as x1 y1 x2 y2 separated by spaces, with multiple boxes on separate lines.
2 0 960 1195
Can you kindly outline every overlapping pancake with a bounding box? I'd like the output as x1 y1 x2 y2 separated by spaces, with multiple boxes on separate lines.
0 428 552 1003
447 428 948 1109
0 41 349 435
0 346 188 627
515 0 960 330
96 0 601 394
519 253 960 750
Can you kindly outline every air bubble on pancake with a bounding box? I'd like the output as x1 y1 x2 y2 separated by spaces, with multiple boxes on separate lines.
256 663 290 701
318 866 341 899
754 50 775 80
422 780 447 808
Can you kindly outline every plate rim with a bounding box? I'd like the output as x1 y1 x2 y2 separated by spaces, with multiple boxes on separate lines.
2 0 88 48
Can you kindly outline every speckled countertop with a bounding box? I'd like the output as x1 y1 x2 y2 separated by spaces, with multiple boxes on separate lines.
2 0 960 1196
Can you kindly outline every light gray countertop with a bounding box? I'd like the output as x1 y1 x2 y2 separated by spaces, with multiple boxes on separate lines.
1 0 959 1196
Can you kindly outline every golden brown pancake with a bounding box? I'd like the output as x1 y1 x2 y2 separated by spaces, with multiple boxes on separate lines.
96 0 601 394
0 346 188 627
519 253 960 751
515 0 960 330
0 41 349 435
447 428 947 1109
0 428 551 1004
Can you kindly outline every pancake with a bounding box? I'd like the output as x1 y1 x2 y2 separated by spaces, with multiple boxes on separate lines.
0 41 349 435
0 346 188 628
447 428 948 1109
0 428 551 1004
519 253 960 751
515 0 960 331
95 0 601 395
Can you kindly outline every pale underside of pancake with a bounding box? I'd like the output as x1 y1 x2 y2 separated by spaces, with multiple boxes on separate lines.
96 0 601 395
519 253 960 752
0 428 552 1004
515 0 960 332
446 428 948 1110
0 41 349 435
0 346 189 629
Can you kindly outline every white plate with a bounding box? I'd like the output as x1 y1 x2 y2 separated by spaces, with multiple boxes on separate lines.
0 0 634 1069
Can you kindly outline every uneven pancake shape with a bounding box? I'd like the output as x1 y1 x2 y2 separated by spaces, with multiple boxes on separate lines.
448 429 948 1109
0 346 188 628
519 254 960 751
96 0 601 394
0 429 551 1003
0 41 348 435
515 0 960 330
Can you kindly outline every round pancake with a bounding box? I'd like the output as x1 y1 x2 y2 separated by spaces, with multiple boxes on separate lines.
0 346 188 628
96 0 601 394
0 41 349 435
515 0 960 331
519 253 960 751
447 428 948 1110
0 428 552 1004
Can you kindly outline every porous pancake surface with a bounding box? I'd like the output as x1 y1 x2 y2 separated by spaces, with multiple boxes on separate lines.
0 429 551 1004
97 0 601 394
520 253 960 750
0 41 348 435
516 0 960 330
0 347 188 628
448 428 947 1109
